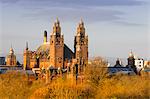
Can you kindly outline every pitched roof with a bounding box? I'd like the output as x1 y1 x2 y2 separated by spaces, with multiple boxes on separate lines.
64 44 74 60
108 67 135 75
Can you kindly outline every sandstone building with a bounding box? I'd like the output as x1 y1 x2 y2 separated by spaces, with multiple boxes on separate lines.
23 19 88 72
6 47 17 66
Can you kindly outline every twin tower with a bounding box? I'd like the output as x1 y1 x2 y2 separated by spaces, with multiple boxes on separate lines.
23 19 88 71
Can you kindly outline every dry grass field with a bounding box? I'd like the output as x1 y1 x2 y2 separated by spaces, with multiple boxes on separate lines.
0 58 149 99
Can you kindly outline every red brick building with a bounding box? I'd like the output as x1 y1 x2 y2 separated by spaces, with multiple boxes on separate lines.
23 19 88 73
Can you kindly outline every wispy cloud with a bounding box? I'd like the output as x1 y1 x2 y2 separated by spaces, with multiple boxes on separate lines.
1 0 19 3
22 7 123 23
1 0 145 25
1 0 147 25
113 20 148 26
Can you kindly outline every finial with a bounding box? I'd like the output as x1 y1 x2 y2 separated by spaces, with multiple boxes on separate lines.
9 44 14 54
56 17 59 21
10 44 13 51
78 18 84 28
80 18 84 25
129 49 134 58
56 17 59 24
44 30 47 37
26 42 28 50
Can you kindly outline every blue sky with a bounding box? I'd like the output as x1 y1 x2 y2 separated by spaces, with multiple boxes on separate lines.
0 0 150 60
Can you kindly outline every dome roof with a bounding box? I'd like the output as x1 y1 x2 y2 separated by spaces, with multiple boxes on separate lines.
9 47 14 55
36 43 50 58
35 43 74 60
7 47 16 58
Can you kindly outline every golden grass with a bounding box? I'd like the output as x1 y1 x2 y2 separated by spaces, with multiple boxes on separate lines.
96 74 150 98
0 58 149 98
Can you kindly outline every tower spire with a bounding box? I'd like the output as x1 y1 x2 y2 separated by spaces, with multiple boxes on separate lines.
9 44 14 55
50 18 64 68
77 19 85 35
129 49 134 58
52 18 61 34
80 18 83 25
26 42 28 50
56 17 59 23
56 17 60 26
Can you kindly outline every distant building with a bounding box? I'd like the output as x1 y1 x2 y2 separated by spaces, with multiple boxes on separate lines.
0 66 23 74
144 61 150 68
0 57 5 65
6 47 17 66
108 59 135 75
108 67 135 75
0 47 23 74
134 58 144 72
126 51 137 74
108 51 146 75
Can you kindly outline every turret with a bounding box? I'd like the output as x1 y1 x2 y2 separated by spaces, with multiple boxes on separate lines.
128 50 135 66
129 50 134 58
9 46 14 55
77 19 85 36
23 42 30 70
74 19 88 73
49 18 64 68
127 50 137 74
52 18 61 35
6 45 17 66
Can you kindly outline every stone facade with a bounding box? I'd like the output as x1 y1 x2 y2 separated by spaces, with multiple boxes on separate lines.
74 19 88 72
49 19 64 68
23 19 88 73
